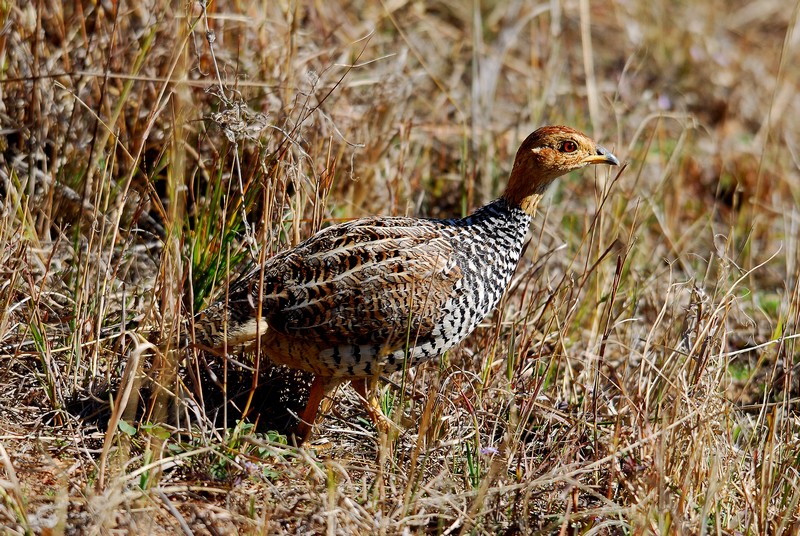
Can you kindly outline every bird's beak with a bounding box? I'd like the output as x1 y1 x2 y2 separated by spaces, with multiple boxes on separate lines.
583 145 620 166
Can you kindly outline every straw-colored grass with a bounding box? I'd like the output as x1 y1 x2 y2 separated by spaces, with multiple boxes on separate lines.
1 0 798 534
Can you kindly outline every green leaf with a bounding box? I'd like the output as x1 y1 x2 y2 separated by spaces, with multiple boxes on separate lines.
118 420 137 436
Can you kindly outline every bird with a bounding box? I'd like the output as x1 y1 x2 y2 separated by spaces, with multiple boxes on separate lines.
189 125 619 441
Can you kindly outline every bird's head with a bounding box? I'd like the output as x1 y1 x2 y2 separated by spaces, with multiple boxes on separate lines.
503 125 619 214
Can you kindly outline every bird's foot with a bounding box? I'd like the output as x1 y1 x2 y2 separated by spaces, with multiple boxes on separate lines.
291 375 328 445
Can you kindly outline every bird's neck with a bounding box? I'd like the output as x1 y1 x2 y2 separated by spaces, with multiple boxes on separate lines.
444 198 532 330
501 152 559 216
500 191 544 216
461 198 532 233
501 172 555 216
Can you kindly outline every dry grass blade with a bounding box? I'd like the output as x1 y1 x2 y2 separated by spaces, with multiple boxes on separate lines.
0 442 30 531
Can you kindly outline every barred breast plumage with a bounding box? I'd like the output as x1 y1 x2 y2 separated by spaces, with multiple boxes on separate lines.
190 125 619 441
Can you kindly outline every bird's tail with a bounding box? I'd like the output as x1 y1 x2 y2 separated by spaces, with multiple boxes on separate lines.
183 301 268 352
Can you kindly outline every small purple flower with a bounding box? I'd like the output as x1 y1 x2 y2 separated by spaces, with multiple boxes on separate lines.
243 460 260 474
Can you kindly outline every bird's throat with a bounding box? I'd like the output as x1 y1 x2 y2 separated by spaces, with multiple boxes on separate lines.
502 191 544 216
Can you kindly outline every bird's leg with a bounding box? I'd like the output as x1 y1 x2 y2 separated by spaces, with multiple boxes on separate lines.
293 374 327 444
351 378 400 435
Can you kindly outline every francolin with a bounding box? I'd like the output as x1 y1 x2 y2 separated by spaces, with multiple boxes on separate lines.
190 125 619 441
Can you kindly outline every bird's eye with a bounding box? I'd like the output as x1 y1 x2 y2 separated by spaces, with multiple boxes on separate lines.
560 140 578 153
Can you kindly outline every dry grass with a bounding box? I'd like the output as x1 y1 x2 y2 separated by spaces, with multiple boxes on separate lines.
1 0 799 534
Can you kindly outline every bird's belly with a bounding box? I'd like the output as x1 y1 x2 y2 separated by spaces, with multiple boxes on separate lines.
321 318 487 378
261 296 494 379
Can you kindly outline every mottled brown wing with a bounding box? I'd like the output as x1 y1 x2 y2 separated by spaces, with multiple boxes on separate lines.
240 217 462 353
